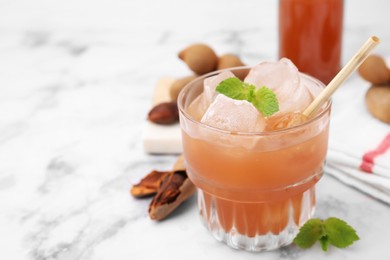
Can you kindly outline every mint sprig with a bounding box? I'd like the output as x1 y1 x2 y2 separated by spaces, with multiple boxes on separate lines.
216 78 279 117
294 217 359 252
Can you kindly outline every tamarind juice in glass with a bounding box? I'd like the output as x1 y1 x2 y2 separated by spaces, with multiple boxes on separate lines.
178 63 330 251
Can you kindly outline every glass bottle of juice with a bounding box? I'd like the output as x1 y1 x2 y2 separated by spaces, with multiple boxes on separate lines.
279 0 343 84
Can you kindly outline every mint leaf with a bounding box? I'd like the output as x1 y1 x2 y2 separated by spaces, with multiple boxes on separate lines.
242 82 256 102
215 77 279 117
293 217 359 252
216 78 250 100
324 217 360 249
252 86 279 116
293 218 324 249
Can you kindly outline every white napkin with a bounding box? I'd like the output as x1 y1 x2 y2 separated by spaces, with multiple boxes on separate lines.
325 76 390 204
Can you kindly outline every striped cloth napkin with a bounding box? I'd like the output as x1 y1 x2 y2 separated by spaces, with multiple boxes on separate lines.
325 76 390 204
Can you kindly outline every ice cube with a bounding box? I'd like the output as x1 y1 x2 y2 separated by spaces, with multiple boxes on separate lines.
187 93 209 121
201 94 266 132
245 58 313 114
204 71 236 105
301 75 322 99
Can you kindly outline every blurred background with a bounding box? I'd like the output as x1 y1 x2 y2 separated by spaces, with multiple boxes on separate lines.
1 0 389 93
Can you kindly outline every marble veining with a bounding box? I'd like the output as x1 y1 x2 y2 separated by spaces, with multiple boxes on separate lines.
1 0 390 259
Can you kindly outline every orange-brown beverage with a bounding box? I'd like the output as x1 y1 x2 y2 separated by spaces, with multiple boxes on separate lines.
178 67 330 251
279 0 343 84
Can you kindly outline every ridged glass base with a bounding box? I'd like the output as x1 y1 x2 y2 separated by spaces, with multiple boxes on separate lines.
197 187 316 251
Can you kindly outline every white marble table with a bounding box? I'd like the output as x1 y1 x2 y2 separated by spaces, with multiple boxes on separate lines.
1 0 390 259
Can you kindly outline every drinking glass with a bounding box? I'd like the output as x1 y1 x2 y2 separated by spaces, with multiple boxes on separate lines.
178 67 331 251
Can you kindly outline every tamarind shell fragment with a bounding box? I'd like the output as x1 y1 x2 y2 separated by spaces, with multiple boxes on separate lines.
149 170 196 221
